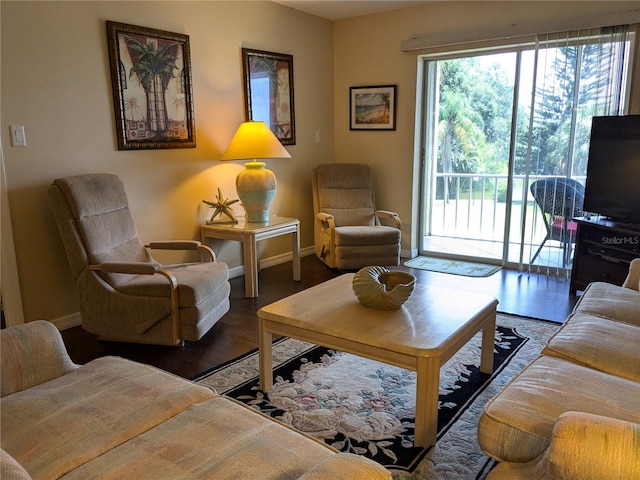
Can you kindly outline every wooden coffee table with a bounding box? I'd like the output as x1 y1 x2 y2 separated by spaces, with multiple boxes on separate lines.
258 273 498 448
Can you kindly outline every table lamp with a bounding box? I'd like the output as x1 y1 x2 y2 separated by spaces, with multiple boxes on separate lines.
221 121 291 222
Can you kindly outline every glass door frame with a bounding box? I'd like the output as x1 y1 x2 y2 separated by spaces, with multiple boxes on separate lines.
415 30 635 273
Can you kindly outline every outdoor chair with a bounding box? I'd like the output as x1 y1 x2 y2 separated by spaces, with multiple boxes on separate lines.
529 177 585 268
48 173 231 346
312 163 401 270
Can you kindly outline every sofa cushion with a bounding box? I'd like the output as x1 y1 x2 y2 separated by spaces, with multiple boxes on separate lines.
484 412 640 480
573 281 640 326
622 258 640 291
334 250 401 270
297 453 392 480
1 450 32 480
543 313 640 382
314 163 377 227
478 355 640 463
1 357 214 479
118 261 230 308
60 396 387 480
546 412 640 480
334 226 400 246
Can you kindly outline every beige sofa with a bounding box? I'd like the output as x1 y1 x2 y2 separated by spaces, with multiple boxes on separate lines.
0 321 390 480
478 259 640 479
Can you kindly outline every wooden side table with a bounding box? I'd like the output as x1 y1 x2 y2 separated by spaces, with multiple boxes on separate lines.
200 216 300 298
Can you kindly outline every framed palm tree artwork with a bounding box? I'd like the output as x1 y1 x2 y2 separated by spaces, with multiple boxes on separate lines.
106 21 196 150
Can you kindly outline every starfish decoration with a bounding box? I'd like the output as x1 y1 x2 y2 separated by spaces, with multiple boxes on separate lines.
203 188 239 223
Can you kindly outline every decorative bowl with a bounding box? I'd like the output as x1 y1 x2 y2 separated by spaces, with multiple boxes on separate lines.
352 266 416 310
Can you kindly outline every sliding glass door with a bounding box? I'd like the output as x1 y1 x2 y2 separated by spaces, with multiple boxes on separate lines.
418 26 632 274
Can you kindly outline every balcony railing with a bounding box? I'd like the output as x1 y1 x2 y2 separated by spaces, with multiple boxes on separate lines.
427 173 585 268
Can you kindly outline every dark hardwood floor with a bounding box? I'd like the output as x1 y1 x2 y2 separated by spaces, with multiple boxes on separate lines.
61 255 578 379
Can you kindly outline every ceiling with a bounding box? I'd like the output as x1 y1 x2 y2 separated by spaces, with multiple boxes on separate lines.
272 1 434 21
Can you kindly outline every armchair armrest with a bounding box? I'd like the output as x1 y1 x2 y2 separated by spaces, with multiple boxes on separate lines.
315 212 336 262
622 258 640 291
375 210 402 229
547 412 640 479
147 240 215 262
89 262 180 340
1 321 77 397
316 212 336 229
91 261 159 275
148 240 201 250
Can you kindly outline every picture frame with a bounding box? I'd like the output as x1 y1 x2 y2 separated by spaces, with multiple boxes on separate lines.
242 48 296 145
106 21 196 150
350 85 397 131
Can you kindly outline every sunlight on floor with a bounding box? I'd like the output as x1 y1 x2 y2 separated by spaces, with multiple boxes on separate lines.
423 235 573 272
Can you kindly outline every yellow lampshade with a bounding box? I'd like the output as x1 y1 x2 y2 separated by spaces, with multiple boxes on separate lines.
221 121 291 161
220 121 291 223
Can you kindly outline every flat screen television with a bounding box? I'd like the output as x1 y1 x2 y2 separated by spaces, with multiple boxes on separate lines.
583 114 640 225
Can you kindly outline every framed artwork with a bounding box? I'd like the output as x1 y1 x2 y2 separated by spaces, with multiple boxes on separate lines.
350 85 397 131
106 21 196 150
242 48 296 145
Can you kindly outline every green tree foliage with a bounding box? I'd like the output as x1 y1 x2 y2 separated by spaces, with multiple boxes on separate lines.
439 41 621 180
438 56 514 178
515 42 620 176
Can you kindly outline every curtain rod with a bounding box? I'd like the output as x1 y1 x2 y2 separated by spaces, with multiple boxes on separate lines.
401 20 639 53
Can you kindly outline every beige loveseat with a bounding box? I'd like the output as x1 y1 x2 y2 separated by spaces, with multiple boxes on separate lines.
0 321 390 480
478 259 640 479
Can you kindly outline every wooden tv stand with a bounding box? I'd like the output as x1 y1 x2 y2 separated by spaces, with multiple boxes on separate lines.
570 217 640 295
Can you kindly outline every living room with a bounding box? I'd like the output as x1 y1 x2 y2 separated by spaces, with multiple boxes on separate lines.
2 1 639 330
2 2 640 478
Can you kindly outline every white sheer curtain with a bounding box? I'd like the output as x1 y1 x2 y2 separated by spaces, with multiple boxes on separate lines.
522 25 631 276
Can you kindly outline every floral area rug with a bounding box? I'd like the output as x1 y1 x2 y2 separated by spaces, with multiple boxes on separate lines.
194 314 558 479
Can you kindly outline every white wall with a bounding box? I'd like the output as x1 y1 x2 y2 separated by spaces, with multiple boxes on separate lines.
333 1 640 256
1 1 333 326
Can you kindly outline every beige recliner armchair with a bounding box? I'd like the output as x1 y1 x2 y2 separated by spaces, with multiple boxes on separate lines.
312 163 401 270
48 173 231 346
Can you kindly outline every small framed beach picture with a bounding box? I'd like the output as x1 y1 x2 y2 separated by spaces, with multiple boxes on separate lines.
350 85 396 131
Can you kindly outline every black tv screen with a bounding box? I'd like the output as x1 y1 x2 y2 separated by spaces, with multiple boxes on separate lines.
583 115 640 225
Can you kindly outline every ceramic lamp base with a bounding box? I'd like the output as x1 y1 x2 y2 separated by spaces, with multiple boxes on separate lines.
236 161 277 223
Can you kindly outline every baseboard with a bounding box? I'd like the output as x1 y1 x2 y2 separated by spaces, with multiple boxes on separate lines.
401 248 418 259
50 312 82 331
228 245 315 279
52 247 318 330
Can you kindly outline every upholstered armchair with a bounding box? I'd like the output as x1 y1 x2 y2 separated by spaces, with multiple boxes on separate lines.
48 173 231 346
312 163 401 270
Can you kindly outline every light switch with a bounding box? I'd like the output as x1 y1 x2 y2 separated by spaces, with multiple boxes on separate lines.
10 125 26 147
315 130 321 143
